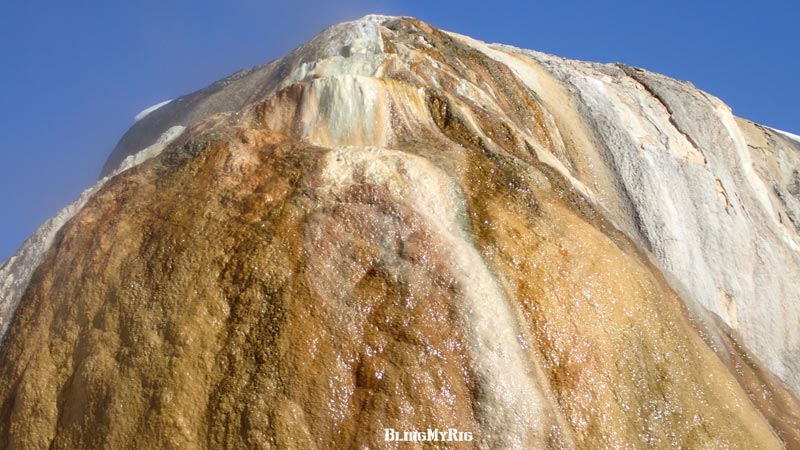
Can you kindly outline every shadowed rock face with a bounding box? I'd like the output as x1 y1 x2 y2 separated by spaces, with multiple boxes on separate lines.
1 15 799 449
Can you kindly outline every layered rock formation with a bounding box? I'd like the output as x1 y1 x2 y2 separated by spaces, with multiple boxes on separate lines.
1 15 799 449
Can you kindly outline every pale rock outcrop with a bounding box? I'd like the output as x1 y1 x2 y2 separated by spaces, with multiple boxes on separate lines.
473 42 800 393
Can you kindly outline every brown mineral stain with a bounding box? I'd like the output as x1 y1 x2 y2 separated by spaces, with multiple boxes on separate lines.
0 136 483 449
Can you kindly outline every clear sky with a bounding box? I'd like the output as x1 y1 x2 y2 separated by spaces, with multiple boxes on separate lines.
1 0 797 260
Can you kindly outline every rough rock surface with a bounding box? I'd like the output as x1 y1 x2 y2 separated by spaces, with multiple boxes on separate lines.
1 15 799 449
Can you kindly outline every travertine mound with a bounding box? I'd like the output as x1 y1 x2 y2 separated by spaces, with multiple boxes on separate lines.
1 15 799 449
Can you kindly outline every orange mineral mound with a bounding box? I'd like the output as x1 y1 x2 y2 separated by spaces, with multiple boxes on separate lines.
1 16 798 449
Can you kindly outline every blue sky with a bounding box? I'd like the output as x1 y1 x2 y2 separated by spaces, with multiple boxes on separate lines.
0 0 797 260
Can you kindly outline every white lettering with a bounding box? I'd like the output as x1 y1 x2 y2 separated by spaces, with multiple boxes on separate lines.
384 427 474 442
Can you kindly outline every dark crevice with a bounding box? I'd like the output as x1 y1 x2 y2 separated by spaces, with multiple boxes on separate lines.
617 63 708 165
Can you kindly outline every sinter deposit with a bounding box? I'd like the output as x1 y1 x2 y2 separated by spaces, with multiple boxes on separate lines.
1 15 799 449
